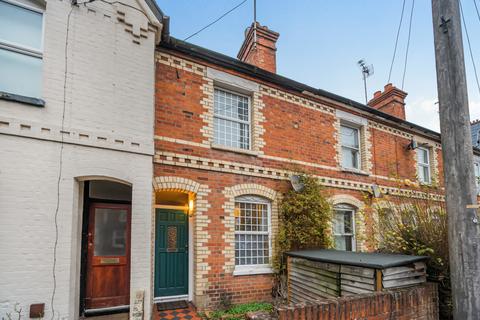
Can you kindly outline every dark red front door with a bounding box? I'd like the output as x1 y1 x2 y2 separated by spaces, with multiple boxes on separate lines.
85 203 131 310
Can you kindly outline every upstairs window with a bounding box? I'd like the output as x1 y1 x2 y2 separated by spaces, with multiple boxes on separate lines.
214 88 250 150
417 147 431 184
234 195 270 268
333 204 356 251
340 124 361 170
0 0 43 98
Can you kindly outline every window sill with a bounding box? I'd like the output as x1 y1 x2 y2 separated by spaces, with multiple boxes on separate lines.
0 91 45 107
211 144 259 156
233 265 273 276
341 168 369 176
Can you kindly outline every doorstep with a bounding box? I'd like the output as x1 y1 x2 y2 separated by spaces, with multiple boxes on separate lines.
153 303 201 320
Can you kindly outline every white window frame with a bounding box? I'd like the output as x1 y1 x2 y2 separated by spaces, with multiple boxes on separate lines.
213 87 252 151
233 195 272 276
417 147 431 184
340 123 361 170
333 204 356 252
0 0 44 96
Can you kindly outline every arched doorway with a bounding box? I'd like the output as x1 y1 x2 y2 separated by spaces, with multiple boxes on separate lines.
80 180 132 316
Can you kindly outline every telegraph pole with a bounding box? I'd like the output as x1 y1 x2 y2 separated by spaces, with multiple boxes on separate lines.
431 0 480 318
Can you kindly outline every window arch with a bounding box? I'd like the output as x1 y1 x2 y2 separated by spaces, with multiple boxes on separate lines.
333 203 357 251
234 195 271 268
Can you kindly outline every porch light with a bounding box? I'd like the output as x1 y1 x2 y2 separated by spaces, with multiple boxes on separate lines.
188 199 194 214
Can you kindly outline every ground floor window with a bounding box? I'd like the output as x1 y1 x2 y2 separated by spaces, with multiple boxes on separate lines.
333 204 356 251
234 195 271 267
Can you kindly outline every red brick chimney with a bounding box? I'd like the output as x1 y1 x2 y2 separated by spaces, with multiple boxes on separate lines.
237 22 279 73
368 83 408 120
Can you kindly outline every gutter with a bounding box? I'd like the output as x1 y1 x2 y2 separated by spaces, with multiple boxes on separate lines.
142 0 169 44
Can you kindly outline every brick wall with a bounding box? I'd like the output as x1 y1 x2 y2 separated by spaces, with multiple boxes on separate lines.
277 283 439 320
155 51 446 198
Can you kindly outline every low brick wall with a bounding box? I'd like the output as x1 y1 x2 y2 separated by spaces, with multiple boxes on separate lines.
277 282 438 320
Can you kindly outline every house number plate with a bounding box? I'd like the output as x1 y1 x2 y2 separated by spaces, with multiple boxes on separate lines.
100 257 120 264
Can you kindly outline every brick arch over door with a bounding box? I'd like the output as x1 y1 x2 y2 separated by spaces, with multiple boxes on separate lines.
152 176 211 306
222 183 281 273
153 176 201 194
329 194 367 251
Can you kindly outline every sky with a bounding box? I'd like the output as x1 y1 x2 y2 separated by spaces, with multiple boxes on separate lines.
157 0 480 133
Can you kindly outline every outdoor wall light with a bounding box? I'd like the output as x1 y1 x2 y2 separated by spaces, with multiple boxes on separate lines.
188 199 194 215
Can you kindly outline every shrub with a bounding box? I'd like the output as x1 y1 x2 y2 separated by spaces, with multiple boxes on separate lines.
372 197 451 319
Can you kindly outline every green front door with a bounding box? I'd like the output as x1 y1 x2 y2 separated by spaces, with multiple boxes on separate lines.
155 209 188 297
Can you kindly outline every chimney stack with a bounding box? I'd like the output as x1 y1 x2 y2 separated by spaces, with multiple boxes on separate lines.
368 83 408 120
237 22 279 73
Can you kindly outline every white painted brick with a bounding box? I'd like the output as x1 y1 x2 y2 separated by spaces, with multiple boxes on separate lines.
0 0 159 319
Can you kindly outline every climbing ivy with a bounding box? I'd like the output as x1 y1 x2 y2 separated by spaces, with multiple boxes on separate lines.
274 174 333 272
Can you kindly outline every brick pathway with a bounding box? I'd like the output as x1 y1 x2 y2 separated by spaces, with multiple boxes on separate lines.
153 304 202 320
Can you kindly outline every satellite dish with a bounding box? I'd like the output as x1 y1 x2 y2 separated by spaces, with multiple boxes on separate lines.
407 139 418 150
371 184 382 198
290 175 305 192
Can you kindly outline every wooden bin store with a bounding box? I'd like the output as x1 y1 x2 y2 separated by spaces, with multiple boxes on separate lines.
286 250 428 304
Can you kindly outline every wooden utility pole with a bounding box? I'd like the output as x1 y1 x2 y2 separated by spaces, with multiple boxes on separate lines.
431 0 480 318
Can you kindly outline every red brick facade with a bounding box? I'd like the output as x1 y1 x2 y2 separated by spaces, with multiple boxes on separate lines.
154 44 446 309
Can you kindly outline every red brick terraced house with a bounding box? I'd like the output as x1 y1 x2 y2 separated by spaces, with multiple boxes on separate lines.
153 23 480 309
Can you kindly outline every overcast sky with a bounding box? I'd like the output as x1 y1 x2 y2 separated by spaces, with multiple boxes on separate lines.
158 0 480 133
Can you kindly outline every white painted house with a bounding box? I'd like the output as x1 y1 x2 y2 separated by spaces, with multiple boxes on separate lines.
0 0 165 318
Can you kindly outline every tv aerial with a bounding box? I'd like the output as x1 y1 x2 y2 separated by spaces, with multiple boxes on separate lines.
358 59 374 105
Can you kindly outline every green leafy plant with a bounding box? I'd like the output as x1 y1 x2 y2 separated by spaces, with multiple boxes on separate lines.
371 196 451 319
274 174 333 272
205 302 273 320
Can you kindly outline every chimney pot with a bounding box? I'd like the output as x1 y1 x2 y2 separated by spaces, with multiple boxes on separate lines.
237 22 280 73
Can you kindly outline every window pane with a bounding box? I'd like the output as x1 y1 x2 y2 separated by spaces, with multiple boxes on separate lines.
94 208 127 256
341 125 359 148
334 235 353 251
418 165 425 182
417 148 429 164
214 89 249 121
342 147 359 169
0 0 43 50
214 117 250 149
423 166 430 182
0 48 42 97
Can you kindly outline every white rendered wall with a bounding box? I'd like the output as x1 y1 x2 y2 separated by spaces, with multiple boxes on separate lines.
0 0 160 318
